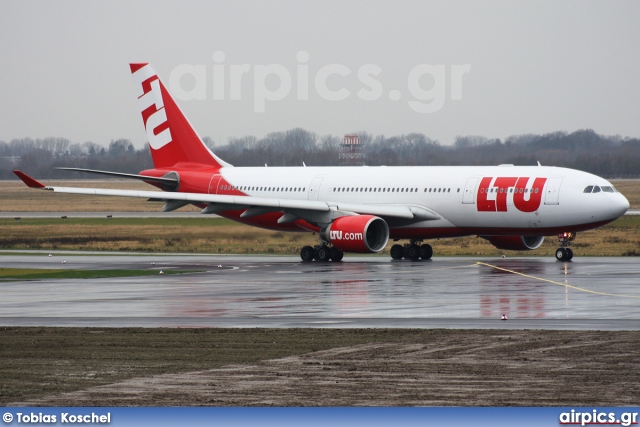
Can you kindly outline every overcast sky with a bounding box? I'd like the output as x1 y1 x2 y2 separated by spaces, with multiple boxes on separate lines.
1 1 638 148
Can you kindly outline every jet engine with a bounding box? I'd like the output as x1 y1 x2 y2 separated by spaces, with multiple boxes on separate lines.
320 215 389 253
482 235 545 251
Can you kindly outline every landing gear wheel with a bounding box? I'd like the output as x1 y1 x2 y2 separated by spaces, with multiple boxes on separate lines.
556 232 576 262
300 246 314 262
405 244 421 260
390 244 404 260
419 244 433 260
316 245 331 262
555 248 568 261
330 247 344 262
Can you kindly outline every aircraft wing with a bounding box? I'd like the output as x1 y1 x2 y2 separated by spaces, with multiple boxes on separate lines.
14 170 439 222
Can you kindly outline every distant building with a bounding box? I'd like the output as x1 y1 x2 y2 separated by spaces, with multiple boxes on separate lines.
339 134 365 166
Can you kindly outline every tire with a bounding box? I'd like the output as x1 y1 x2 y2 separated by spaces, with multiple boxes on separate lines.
330 247 344 262
300 246 315 262
555 248 567 261
566 248 574 261
390 244 404 260
317 245 331 262
406 244 420 260
420 244 433 260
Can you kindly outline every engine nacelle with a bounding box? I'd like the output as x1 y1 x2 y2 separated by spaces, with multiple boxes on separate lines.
482 235 545 251
321 215 389 253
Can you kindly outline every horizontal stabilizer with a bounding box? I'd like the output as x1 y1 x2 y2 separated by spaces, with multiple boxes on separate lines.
13 170 46 188
56 167 179 185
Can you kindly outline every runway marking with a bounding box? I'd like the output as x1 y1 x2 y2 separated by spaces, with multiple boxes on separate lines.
477 262 640 299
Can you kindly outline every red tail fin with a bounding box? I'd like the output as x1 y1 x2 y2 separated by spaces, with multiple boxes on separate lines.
129 63 231 169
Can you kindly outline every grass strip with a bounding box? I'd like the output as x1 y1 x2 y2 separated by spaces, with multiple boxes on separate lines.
0 216 639 256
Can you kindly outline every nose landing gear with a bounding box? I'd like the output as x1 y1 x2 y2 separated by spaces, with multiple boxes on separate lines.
555 232 575 261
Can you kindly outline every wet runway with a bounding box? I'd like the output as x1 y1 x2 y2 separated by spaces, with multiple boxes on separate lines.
1 253 639 330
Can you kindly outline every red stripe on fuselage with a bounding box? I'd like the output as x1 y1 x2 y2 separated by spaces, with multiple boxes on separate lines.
389 218 616 239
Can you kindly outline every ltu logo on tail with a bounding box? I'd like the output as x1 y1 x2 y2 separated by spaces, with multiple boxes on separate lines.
132 64 173 150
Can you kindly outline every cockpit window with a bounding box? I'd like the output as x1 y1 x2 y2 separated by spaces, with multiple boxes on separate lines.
601 186 614 193
583 186 594 193
592 186 601 193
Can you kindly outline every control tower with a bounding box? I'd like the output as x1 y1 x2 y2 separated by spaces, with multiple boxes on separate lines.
339 134 365 166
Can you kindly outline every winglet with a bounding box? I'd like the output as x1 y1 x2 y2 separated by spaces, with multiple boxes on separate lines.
13 170 46 188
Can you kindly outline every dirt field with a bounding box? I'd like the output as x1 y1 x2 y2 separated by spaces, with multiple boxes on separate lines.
4 328 640 406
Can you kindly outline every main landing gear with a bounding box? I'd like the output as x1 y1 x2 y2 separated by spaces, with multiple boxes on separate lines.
390 240 433 261
555 232 576 262
300 244 344 262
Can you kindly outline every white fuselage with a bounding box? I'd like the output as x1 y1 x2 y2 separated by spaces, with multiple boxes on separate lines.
217 164 629 238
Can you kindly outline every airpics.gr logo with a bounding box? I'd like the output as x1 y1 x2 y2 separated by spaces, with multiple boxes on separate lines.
169 51 472 113
477 177 547 213
132 64 173 150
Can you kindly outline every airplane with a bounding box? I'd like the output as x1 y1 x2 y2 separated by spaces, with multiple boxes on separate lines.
14 63 630 262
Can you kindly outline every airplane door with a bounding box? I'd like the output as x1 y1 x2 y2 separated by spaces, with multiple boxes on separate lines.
208 174 222 194
544 177 563 205
462 177 479 204
308 176 324 201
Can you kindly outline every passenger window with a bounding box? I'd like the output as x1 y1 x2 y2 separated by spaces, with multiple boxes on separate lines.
593 186 601 193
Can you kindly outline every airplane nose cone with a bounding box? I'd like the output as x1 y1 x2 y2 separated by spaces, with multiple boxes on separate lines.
614 194 630 217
